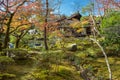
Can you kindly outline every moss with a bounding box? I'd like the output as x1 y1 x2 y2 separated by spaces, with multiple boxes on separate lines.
55 69 75 80
0 56 14 64
0 73 16 80
3 48 30 60
0 56 14 72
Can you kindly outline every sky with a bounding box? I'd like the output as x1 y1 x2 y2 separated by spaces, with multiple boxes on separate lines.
58 0 90 16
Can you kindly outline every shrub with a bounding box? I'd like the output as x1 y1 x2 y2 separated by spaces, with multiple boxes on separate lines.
100 11 120 54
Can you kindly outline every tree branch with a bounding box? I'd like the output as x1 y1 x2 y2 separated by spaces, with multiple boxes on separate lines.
9 23 31 34
90 38 112 80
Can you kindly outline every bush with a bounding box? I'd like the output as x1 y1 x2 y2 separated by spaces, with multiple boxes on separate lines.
100 11 120 53
101 11 120 42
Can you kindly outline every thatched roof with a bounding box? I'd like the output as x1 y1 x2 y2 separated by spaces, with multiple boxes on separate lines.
56 12 82 22
68 12 82 21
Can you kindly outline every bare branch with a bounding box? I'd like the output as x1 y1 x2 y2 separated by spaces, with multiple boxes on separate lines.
9 23 31 34
90 38 112 80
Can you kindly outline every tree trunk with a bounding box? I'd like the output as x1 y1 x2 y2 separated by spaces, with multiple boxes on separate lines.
3 13 14 48
4 26 10 48
90 38 112 80
44 26 48 50
44 0 49 50
0 43 2 51
15 38 20 48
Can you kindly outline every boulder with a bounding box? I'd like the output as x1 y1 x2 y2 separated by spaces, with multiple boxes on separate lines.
69 43 77 51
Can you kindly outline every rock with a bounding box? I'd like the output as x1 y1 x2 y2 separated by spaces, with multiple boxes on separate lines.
69 44 77 51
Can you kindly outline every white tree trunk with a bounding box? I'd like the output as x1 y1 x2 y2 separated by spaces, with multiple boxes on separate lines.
90 38 112 80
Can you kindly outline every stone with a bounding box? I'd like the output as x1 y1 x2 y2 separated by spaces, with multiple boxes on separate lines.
69 43 77 51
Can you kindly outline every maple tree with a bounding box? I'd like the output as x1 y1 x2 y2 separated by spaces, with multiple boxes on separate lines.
0 0 28 48
34 0 62 50
0 0 43 48
9 0 43 48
